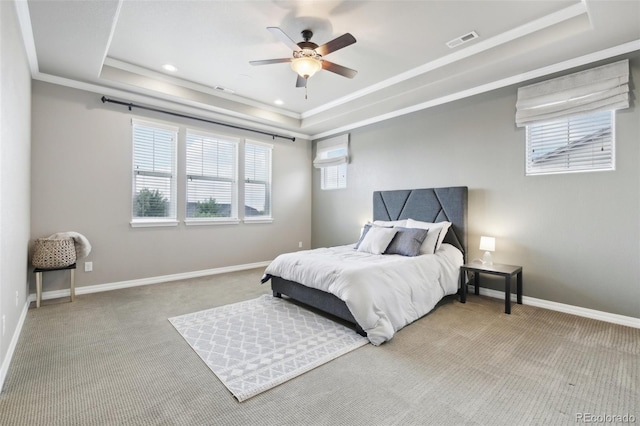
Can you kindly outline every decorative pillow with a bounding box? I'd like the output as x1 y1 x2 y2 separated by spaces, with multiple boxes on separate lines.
434 222 451 248
357 226 398 255
384 227 429 257
406 219 452 254
354 223 373 249
373 219 408 228
355 221 397 249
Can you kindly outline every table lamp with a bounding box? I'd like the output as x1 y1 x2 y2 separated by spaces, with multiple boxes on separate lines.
479 236 495 265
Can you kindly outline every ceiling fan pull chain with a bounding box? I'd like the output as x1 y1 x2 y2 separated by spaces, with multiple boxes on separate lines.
305 79 308 100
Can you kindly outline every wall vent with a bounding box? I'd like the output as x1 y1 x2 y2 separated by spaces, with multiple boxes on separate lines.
446 31 479 49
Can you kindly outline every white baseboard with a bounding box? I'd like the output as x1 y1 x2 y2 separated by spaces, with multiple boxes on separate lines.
28 261 271 303
0 299 30 393
30 268 640 330
3 261 269 394
468 285 640 329
6 265 637 396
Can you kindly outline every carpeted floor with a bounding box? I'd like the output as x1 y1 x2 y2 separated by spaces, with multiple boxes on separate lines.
0 268 637 425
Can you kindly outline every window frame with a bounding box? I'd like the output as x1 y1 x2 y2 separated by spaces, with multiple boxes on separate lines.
130 119 179 228
243 140 273 223
525 110 616 176
320 152 348 190
315 134 349 191
184 129 240 226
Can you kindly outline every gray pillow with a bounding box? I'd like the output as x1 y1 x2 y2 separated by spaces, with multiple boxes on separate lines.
384 227 429 257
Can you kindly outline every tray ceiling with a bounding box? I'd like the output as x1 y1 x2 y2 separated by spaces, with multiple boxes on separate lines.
20 0 640 139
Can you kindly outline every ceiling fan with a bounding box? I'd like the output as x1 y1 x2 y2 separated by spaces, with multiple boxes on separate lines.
250 27 357 91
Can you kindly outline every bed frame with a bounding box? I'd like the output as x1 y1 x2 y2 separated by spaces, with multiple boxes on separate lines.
271 186 468 336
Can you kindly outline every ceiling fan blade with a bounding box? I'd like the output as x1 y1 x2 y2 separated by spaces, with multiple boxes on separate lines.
322 60 358 79
296 75 306 88
267 27 301 52
315 33 356 56
249 58 292 66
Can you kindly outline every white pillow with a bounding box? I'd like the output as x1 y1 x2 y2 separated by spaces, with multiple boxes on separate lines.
373 219 408 228
357 226 398 255
406 219 452 254
354 222 373 249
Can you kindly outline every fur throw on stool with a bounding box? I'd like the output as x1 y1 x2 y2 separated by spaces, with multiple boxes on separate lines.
48 232 92 259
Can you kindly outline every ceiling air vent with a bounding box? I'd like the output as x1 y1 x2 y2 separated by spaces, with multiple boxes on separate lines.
446 31 479 49
214 85 235 94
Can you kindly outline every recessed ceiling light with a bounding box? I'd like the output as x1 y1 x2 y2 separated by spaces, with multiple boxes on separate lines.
274 99 284 105
162 64 178 72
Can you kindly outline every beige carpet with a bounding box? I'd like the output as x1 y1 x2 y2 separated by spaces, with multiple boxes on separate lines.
0 267 637 425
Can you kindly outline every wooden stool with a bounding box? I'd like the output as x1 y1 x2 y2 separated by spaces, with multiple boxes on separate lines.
34 263 76 308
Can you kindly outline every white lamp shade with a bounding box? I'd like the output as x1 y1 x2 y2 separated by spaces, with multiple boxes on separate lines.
291 57 322 78
479 236 495 252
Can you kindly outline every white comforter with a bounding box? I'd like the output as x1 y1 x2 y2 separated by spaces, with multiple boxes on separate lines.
263 243 463 345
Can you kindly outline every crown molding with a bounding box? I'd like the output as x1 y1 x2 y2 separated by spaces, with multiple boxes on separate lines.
310 39 640 140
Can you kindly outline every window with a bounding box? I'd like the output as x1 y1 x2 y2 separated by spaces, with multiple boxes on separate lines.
526 110 614 176
131 120 177 225
516 59 629 176
314 134 349 190
130 119 276 226
320 152 347 190
244 141 272 220
185 131 238 222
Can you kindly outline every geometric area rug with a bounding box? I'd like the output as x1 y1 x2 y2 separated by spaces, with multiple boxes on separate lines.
168 295 369 402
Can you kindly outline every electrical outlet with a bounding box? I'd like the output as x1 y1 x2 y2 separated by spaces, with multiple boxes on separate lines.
85 261 93 272
298 241 303 248
15 290 19 307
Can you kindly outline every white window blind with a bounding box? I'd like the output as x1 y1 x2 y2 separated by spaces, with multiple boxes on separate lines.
321 156 347 190
132 120 177 221
244 141 272 218
526 110 614 176
516 59 629 127
186 131 238 219
314 134 349 190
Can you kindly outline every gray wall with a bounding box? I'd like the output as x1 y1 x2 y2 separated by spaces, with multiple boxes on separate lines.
31 81 312 290
0 1 31 378
312 56 640 319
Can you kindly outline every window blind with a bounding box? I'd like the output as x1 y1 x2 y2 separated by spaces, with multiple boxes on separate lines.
321 161 347 190
245 141 272 218
314 134 349 190
313 134 349 168
186 131 238 219
516 59 629 127
132 120 177 219
526 110 614 175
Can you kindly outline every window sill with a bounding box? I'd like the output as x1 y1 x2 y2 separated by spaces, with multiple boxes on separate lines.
184 218 240 226
130 219 179 228
243 217 273 224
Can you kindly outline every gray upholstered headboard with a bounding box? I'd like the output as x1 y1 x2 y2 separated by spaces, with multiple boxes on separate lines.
373 187 468 259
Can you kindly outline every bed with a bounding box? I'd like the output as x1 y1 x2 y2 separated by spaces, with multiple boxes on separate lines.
262 186 468 345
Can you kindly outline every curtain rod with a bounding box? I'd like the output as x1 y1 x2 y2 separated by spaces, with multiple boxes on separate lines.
100 96 296 142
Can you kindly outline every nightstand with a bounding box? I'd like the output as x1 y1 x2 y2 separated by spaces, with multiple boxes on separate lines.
459 262 523 314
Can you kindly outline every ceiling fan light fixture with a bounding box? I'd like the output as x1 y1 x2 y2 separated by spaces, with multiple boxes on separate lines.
291 56 322 79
